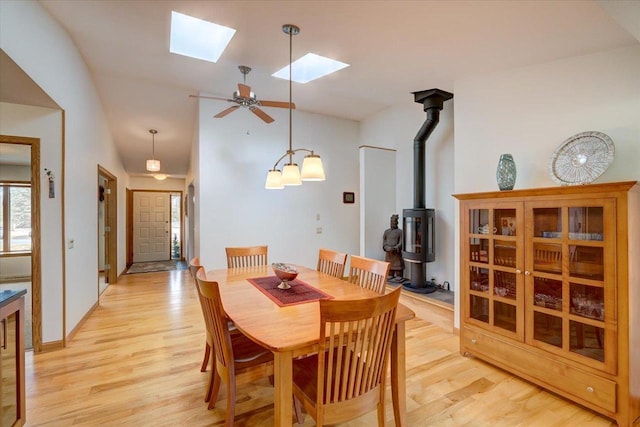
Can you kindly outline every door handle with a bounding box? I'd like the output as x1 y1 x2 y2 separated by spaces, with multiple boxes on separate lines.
1 318 6 350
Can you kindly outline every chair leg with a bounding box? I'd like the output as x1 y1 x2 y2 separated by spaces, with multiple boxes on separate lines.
377 401 385 426
293 396 304 424
224 380 236 427
201 342 211 372
208 371 221 409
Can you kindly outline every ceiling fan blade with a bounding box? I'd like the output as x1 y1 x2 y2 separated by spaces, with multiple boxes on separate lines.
189 94 234 102
258 100 296 109
214 106 240 118
238 83 251 99
250 107 274 124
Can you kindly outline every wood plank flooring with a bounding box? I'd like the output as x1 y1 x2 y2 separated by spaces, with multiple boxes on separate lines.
25 269 616 426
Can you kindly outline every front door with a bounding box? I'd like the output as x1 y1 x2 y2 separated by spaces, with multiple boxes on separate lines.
133 191 170 262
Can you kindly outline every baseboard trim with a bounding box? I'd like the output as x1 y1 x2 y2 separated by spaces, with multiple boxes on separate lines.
66 300 99 342
40 340 64 352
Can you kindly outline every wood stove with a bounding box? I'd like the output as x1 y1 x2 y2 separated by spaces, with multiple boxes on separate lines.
402 89 453 292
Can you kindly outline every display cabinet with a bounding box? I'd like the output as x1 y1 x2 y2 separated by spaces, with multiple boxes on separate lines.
0 290 26 427
455 181 639 426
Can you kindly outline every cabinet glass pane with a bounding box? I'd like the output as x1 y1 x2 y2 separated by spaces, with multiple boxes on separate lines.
534 208 562 238
494 240 516 267
533 277 563 311
494 209 516 236
470 238 489 264
569 245 603 280
494 301 516 332
569 207 604 241
570 283 604 321
494 270 516 300
470 295 489 323
533 242 562 274
470 209 489 234
470 267 489 292
533 312 562 348
570 321 604 362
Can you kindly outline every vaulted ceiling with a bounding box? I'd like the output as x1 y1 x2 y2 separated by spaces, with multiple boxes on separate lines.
2 1 638 178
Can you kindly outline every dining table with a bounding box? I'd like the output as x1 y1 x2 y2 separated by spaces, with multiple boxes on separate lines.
205 264 415 426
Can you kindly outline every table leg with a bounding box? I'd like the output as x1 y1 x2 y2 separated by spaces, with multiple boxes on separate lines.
274 350 293 427
391 322 407 427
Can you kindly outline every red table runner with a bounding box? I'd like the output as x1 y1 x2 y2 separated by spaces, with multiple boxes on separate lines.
247 276 333 307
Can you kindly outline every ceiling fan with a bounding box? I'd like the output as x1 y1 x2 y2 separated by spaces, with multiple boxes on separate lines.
189 65 295 123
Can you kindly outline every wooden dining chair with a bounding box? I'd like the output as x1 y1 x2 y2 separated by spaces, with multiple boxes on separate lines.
316 248 348 279
225 245 268 268
347 255 390 294
194 269 274 420
292 286 401 426
189 257 213 373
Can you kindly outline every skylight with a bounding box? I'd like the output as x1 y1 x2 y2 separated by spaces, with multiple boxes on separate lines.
169 11 235 63
272 53 350 83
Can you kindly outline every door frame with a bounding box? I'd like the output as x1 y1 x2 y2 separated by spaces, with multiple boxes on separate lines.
0 135 42 352
97 165 117 286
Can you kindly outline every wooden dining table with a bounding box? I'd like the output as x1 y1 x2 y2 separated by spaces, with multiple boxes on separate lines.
205 264 415 426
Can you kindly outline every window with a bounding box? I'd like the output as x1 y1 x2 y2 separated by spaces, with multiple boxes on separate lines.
0 184 31 253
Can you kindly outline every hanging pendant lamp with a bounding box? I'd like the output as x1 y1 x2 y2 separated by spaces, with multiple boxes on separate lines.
146 129 161 172
265 24 325 189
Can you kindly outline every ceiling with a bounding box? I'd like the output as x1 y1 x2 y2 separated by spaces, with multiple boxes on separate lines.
2 1 639 178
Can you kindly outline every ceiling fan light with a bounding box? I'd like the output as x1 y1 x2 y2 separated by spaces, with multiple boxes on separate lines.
282 163 302 186
301 154 325 181
146 159 161 172
265 169 284 189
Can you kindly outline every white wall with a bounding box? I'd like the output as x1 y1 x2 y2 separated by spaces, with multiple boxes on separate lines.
453 45 640 327
1 1 129 341
360 146 396 261
197 100 360 270
129 176 186 192
0 102 64 342
360 101 456 289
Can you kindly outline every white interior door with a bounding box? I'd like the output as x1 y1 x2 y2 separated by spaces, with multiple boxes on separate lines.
133 191 170 262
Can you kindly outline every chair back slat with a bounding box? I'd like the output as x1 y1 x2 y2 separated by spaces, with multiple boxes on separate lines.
317 248 348 279
225 245 268 268
347 255 390 294
318 287 400 408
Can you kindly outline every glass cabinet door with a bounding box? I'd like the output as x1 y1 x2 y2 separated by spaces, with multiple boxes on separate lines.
465 205 524 341
526 201 614 372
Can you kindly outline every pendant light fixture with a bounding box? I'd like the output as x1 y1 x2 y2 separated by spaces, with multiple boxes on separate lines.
265 24 325 190
146 129 161 172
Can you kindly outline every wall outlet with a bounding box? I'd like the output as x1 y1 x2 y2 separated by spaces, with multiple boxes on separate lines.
316 227 323 234
68 239 75 249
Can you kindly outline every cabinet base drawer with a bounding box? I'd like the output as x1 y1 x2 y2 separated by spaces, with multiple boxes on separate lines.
462 327 616 415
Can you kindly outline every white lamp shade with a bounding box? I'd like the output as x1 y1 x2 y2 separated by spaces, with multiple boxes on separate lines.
301 154 325 181
146 159 161 172
282 163 302 186
265 170 284 189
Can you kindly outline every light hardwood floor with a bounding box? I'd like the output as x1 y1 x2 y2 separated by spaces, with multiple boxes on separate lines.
25 269 616 426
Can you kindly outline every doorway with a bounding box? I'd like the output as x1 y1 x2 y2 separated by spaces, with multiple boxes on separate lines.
132 191 171 263
97 165 117 292
0 135 41 351
127 190 183 265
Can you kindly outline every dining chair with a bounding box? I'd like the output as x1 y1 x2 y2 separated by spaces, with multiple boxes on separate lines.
316 248 347 279
194 268 276 422
225 245 268 268
188 257 213 373
347 255 390 294
292 286 402 426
